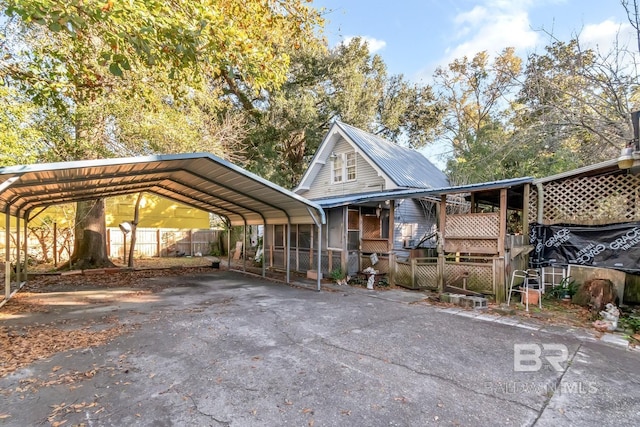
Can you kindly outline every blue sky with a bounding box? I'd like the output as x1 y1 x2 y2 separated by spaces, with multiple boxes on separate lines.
310 0 636 166
312 0 635 83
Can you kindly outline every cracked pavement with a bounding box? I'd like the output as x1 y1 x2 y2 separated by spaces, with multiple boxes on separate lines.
1 270 639 426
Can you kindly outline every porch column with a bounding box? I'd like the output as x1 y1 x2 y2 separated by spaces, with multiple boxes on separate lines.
495 188 508 303
437 195 446 293
388 201 396 286
5 204 11 300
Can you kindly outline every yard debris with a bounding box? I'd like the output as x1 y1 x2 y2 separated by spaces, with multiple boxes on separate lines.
0 324 127 377
0 263 216 378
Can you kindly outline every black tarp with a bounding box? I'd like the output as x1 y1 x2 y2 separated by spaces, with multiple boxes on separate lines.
529 222 640 274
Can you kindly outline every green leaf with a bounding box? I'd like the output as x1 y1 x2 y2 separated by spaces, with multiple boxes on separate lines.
109 62 123 77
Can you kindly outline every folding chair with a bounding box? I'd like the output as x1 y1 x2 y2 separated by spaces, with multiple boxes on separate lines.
507 269 542 311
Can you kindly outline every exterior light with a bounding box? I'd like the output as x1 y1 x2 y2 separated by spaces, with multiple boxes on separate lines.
617 147 635 170
619 110 640 169
329 152 338 161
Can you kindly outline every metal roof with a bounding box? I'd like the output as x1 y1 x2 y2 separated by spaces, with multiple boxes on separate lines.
335 122 450 189
295 121 449 193
312 177 534 208
0 153 325 227
532 159 621 184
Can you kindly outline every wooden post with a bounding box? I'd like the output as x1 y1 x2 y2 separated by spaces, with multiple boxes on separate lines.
495 257 506 303
389 252 395 286
105 227 110 260
438 195 447 293
522 183 530 235
496 188 508 303
410 258 416 289
189 229 193 256
156 229 161 257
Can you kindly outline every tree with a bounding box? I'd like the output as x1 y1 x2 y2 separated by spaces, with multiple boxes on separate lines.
433 48 523 184
245 37 442 187
622 0 640 53
516 38 636 169
1 0 322 268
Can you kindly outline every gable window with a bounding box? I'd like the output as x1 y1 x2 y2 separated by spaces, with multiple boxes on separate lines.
345 152 356 181
332 155 343 183
331 151 356 183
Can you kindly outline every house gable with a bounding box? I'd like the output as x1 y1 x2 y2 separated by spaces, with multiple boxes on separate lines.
295 122 448 200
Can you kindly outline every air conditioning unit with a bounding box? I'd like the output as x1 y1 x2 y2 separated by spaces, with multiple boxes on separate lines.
403 239 415 249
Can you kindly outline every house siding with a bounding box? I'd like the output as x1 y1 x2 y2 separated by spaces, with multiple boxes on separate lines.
393 199 437 258
301 138 387 200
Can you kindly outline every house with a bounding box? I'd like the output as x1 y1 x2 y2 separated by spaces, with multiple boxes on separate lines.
262 121 448 278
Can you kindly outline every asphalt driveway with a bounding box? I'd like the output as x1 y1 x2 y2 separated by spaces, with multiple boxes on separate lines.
1 270 639 426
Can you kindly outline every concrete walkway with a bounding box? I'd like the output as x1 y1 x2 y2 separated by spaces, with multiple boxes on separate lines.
1 270 639 426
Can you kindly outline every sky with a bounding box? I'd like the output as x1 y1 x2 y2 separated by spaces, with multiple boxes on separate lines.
310 1 636 167
312 0 635 82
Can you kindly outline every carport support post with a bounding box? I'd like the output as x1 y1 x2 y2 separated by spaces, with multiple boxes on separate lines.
286 220 291 284
23 212 29 283
243 221 247 272
316 223 322 292
5 205 11 299
262 221 266 278
227 221 231 268
15 213 20 283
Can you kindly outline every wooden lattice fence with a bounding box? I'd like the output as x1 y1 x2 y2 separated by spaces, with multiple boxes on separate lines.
444 257 496 294
530 173 640 225
444 213 499 254
394 257 438 290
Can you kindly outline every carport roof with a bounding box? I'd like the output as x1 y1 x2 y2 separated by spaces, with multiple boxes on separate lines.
0 153 325 226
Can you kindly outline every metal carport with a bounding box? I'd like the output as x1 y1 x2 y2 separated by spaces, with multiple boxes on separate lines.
0 153 326 302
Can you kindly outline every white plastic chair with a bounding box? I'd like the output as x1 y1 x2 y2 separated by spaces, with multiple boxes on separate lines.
507 269 542 311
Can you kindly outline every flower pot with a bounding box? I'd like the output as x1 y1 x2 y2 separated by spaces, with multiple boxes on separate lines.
522 289 539 305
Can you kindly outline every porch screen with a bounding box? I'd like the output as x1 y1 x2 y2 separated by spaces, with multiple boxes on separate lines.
298 224 312 248
328 208 343 248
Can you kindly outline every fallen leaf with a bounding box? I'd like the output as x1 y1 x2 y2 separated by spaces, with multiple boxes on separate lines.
0 414 11 419
52 366 62 372
302 408 313 414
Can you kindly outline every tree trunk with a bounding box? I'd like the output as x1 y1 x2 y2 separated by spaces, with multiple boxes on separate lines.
64 199 115 269
127 193 144 268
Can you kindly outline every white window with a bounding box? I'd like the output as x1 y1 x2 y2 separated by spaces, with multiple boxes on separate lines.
345 152 356 181
332 155 343 183
331 151 356 184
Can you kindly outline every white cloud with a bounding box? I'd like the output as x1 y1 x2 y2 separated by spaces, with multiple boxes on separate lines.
342 35 387 53
416 1 540 80
447 2 539 60
581 19 635 51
